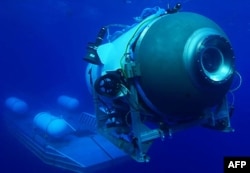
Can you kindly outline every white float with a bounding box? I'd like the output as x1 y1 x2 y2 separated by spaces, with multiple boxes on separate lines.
5 97 28 114
57 95 79 110
33 112 75 138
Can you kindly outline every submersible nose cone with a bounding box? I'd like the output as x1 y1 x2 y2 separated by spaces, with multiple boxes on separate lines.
134 12 235 119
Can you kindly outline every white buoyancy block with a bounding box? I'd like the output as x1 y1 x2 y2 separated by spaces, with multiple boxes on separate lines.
57 95 79 110
5 97 28 114
33 112 75 138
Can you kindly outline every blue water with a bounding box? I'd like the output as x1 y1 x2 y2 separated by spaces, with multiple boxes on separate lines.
1 0 250 173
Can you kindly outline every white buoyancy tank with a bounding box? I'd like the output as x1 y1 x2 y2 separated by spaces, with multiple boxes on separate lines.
33 112 75 138
57 95 79 110
5 97 28 114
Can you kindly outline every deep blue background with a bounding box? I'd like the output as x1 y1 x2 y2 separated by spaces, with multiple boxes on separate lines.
0 0 250 173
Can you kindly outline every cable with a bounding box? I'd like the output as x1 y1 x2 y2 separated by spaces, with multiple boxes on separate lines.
230 71 242 92
119 9 165 77
228 91 235 106
106 24 131 42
